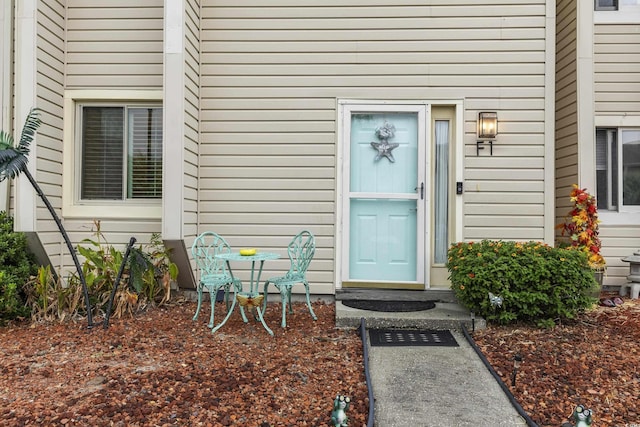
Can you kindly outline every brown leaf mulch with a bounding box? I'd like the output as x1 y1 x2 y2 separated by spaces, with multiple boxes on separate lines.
473 294 640 427
0 301 368 427
3 295 639 427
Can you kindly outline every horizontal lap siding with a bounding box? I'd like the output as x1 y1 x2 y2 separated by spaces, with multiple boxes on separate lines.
36 0 66 271
599 226 640 288
66 0 164 89
554 0 578 236
595 23 640 286
595 24 640 116
58 1 164 272
200 0 548 292
184 0 201 241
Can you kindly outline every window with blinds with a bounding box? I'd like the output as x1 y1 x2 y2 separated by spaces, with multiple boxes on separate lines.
80 105 162 201
595 128 617 210
127 108 163 199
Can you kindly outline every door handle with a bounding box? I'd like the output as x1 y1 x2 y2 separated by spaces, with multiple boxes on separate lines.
420 182 424 200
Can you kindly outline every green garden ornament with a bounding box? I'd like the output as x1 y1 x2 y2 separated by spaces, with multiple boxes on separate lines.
488 292 503 308
562 404 592 427
330 394 350 427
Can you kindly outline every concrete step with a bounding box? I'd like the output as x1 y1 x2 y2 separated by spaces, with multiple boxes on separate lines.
335 288 485 330
336 288 458 303
335 300 485 330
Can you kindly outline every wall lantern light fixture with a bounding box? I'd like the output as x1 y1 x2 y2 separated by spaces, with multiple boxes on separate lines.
477 111 498 156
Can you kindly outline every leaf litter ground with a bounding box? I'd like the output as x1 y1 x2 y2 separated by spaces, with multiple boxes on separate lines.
473 293 640 427
2 296 639 426
0 301 368 426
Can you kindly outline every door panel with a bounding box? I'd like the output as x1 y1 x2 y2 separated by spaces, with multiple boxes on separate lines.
349 198 417 281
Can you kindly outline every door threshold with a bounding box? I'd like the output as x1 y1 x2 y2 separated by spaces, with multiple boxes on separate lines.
341 281 423 290
336 288 457 303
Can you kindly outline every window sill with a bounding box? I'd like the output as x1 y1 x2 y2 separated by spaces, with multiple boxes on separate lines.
595 10 640 24
599 211 640 226
63 203 162 220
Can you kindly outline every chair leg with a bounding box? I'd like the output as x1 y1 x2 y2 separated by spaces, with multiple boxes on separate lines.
207 289 217 329
287 288 293 314
280 291 288 328
193 287 203 321
223 285 231 310
304 280 317 321
262 281 270 314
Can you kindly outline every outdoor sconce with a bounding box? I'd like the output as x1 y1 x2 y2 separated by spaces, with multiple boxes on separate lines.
477 111 498 156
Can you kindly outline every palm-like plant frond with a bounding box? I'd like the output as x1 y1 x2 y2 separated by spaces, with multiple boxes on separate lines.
0 129 14 148
1 107 95 327
17 108 41 155
0 153 27 182
0 108 41 182
0 130 20 182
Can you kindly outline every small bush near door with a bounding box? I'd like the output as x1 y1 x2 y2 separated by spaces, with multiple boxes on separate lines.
446 240 597 327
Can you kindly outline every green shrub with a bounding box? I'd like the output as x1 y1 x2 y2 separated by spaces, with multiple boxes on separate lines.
446 240 597 327
0 272 30 323
0 211 38 288
0 211 38 322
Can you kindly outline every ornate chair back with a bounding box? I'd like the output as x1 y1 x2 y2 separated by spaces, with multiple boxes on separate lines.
285 230 315 280
191 231 233 279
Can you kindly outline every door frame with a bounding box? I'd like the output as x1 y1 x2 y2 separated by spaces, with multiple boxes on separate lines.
335 99 465 291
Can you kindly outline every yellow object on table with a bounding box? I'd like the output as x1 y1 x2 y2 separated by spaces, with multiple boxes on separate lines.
239 248 257 256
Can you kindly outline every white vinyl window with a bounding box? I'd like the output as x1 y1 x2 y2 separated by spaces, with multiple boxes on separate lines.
596 128 640 212
79 105 162 202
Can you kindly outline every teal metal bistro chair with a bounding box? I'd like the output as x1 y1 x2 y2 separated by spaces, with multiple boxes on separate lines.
191 232 242 331
262 230 318 328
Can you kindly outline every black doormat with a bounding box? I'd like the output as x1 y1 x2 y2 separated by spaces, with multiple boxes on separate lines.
369 329 458 347
341 299 436 312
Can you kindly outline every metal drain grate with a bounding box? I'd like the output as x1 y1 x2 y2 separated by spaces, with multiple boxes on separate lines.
368 329 459 347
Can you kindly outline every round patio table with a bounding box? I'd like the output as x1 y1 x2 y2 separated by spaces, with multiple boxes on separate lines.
215 251 280 336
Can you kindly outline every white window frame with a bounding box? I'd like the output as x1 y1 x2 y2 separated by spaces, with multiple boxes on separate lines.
596 127 640 226
63 90 163 219
619 129 640 213
595 0 640 22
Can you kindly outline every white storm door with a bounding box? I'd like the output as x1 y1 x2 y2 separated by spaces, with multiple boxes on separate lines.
342 104 427 286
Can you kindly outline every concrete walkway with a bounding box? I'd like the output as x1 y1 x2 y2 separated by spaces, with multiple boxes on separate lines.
335 291 528 427
367 329 527 427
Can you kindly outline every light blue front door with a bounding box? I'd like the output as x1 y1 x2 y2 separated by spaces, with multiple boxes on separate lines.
346 109 426 286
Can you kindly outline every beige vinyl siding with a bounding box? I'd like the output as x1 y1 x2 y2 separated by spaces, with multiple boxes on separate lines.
595 24 640 116
200 0 550 292
66 0 163 89
57 1 163 276
599 226 640 288
56 220 163 276
184 0 200 242
35 0 66 269
594 23 640 288
554 0 578 238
